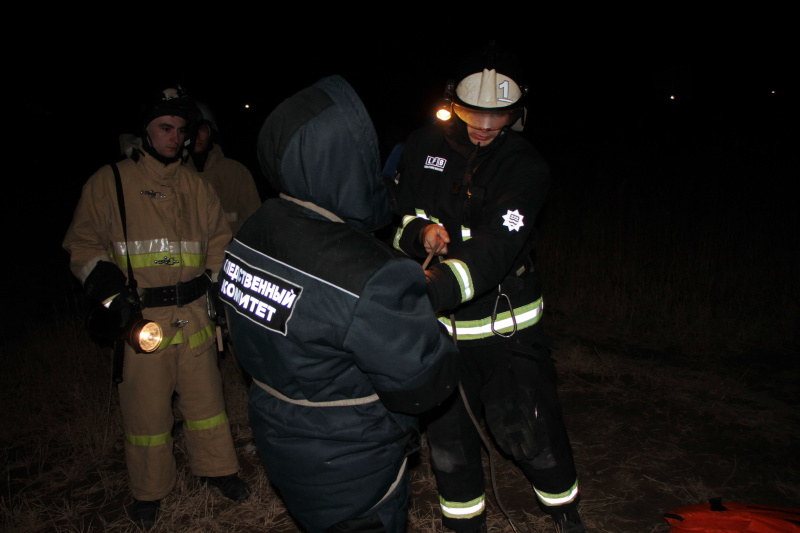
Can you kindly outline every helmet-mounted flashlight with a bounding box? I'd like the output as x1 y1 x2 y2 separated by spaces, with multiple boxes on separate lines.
435 81 456 122
436 104 452 122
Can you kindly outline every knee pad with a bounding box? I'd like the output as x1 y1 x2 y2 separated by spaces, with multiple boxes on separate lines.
430 442 474 474
483 345 542 462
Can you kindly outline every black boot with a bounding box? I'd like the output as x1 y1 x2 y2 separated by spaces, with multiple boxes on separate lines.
552 506 587 533
200 473 251 502
129 499 160 529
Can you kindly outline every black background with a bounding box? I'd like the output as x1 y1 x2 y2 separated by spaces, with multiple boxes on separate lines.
14 13 793 323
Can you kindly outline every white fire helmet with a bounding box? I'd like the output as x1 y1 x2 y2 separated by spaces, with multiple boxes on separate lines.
453 69 527 132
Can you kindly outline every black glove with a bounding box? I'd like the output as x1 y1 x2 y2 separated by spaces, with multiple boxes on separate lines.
107 288 136 328
84 261 127 303
85 286 137 342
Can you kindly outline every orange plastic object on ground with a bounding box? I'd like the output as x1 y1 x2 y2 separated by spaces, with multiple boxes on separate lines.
664 498 800 532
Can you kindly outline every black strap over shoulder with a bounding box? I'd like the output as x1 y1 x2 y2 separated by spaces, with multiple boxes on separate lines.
111 163 140 302
111 163 212 309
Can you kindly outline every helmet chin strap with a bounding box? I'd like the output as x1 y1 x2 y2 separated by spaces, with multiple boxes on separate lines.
510 107 527 132
142 134 184 165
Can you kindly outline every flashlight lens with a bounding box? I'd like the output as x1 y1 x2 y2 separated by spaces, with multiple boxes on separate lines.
436 108 452 121
136 321 163 353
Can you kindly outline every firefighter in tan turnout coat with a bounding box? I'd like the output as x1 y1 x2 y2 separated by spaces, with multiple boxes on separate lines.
62 84 249 529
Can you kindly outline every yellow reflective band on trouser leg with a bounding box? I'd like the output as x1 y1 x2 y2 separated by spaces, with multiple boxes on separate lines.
184 411 229 431
534 480 580 506
125 430 172 447
439 494 486 519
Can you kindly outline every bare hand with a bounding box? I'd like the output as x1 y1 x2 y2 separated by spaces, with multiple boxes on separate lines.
420 224 450 256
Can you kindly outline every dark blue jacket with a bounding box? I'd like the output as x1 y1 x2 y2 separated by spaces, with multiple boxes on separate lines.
221 75 458 531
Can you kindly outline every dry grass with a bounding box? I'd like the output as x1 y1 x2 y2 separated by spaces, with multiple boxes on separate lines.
8 77 794 532
2 310 798 533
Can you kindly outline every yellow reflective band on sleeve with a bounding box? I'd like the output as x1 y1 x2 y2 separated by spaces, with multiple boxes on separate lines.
413 208 442 225
461 226 471 240
438 297 543 340
393 210 450 253
189 324 216 349
184 411 229 431
392 226 405 253
440 259 473 302
394 211 440 252
439 494 486 519
125 430 172 447
534 480 579 506
393 215 420 252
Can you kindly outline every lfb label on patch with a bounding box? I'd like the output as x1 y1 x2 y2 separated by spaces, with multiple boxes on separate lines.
424 155 447 172
219 254 302 335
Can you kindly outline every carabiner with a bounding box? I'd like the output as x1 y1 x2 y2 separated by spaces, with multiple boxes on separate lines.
491 284 517 338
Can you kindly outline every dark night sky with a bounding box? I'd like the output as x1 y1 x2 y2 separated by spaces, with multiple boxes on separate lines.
31 28 791 177
24 10 791 162
36 25 789 197
30 18 791 167
17 14 794 308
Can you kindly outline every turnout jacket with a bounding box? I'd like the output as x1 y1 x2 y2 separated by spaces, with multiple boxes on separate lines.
222 75 458 531
393 122 551 344
188 143 261 235
63 149 232 352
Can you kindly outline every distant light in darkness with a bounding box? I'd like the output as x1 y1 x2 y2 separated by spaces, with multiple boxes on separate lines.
669 95 676 100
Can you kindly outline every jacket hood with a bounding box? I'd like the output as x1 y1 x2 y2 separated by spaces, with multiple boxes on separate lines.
257 75 389 232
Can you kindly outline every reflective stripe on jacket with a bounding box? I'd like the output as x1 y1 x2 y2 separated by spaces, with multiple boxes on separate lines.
63 151 232 351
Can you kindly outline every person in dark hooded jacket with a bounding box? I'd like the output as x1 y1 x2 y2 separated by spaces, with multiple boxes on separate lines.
219 75 459 533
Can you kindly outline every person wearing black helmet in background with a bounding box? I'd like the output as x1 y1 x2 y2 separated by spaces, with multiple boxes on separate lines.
63 84 250 529
391 42 587 532
189 100 261 385
189 101 262 236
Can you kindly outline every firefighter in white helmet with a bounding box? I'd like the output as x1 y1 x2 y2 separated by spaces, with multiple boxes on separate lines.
63 83 249 529
392 42 587 532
